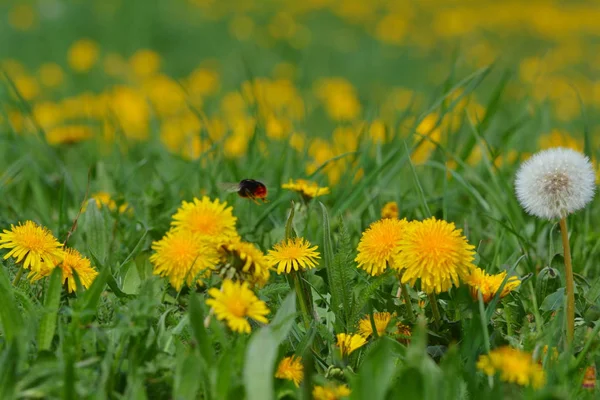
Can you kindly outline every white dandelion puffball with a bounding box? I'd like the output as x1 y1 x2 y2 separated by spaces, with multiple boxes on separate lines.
515 147 596 220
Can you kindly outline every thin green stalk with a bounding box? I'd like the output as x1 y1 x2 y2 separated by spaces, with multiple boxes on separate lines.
560 217 575 344
428 293 441 330
400 282 416 323
504 301 513 337
12 268 24 287
292 272 312 330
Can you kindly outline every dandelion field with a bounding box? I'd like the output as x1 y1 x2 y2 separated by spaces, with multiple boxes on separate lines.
1 0 600 399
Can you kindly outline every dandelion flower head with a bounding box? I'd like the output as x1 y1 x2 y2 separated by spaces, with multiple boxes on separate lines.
205 279 269 334
275 355 304 387
515 147 595 220
313 383 351 400
29 247 98 293
282 179 330 200
394 218 476 294
355 218 409 276
0 221 63 272
336 333 367 357
171 196 239 243
266 237 320 274
465 268 520 303
150 229 220 291
381 201 399 219
477 346 546 389
219 239 272 287
358 312 393 338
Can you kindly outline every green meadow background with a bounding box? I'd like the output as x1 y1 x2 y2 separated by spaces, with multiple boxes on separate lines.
0 0 599 399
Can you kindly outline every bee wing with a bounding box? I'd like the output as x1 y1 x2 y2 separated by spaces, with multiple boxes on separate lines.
218 182 241 193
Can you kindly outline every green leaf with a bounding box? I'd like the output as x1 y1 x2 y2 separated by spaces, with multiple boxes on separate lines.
122 262 141 295
541 288 565 312
173 348 202 400
37 267 63 351
80 266 109 319
350 338 399 400
329 219 355 331
244 293 296 400
82 200 110 265
189 293 215 364
0 267 23 342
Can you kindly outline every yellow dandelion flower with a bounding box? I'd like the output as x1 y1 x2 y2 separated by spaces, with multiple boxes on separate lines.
282 179 330 200
394 218 476 294
171 196 238 243
465 268 520 303
0 221 63 272
275 355 304 387
68 38 99 73
477 346 546 389
396 323 412 345
381 201 399 219
266 237 320 274
150 230 220 291
46 125 94 146
358 312 393 338
336 333 367 357
29 248 98 293
219 240 272 287
355 218 409 276
313 383 351 400
206 279 269 334
85 192 130 214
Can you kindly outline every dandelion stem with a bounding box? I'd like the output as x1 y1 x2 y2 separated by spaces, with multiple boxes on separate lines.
12 268 24 287
292 272 312 330
400 282 416 323
560 217 575 344
428 293 441 330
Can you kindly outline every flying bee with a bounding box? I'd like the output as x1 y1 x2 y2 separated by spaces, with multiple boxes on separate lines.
220 179 268 204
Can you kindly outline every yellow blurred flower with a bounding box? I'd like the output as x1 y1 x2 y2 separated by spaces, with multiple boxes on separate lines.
38 63 64 88
412 113 442 164
266 237 320 274
275 355 303 387
538 130 583 152
9 4 37 31
477 346 546 389
206 279 269 334
187 68 220 97
313 383 351 400
46 125 94 145
394 218 476 294
465 268 520 303
129 49 161 79
381 201 399 219
68 38 100 73
0 221 63 272
150 229 220 291
14 75 40 101
358 312 393 338
86 192 130 214
336 333 367 357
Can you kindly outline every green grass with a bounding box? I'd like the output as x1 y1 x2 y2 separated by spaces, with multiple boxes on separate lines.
1 1 600 399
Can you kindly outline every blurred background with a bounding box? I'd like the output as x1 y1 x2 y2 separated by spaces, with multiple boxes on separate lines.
1 0 599 185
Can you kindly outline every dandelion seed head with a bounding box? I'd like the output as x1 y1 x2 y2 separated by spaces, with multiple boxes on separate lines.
515 147 596 220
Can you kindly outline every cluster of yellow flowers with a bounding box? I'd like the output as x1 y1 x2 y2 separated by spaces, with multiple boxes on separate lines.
356 214 521 301
0 221 98 292
477 346 546 389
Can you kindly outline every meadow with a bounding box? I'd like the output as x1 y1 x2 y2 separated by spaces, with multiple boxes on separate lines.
1 0 600 399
